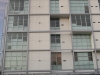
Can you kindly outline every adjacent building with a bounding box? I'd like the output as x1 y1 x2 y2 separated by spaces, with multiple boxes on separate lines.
2 0 100 75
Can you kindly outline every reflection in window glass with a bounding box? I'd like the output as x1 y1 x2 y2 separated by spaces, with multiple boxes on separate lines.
70 0 89 13
8 16 28 31
73 34 92 49
71 15 92 30
50 0 59 13
5 52 27 70
6 33 27 50
51 52 62 70
50 18 60 30
9 0 29 14
74 52 94 69
51 34 61 50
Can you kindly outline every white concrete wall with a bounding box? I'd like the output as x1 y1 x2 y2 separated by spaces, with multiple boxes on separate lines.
29 33 50 50
94 32 100 49
59 0 69 14
30 0 49 14
60 18 70 31
30 15 50 31
62 52 73 69
92 15 100 30
61 34 72 49
28 51 50 70
90 0 100 13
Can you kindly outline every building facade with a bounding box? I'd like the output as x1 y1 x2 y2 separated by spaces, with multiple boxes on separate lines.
2 0 100 75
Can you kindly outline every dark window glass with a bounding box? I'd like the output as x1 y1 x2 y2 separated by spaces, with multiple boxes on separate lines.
86 15 90 18
76 15 80 18
71 15 75 19
50 21 55 27
8 46 11 49
76 19 81 22
74 53 77 56
72 19 76 23
56 39 60 43
12 37 17 39
88 57 93 61
51 34 60 43
20 7 24 11
24 24 27 26
13 20 18 26
98 0 100 8
51 35 55 39
15 7 19 11
75 57 78 61
18 33 22 36
87 23 91 26
77 23 81 25
18 37 22 39
19 20 23 25
24 16 28 19
81 15 85 19
50 18 59 28
23 37 27 41
14 16 18 20
56 34 60 38
82 23 86 26
88 52 92 56
51 38 55 43
81 19 85 22
12 33 17 37
23 33 27 36
86 19 90 23
19 16 23 20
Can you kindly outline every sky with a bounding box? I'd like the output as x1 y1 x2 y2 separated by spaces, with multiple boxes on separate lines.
0 0 8 46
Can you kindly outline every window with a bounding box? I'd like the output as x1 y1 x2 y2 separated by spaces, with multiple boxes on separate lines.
50 0 59 13
74 52 94 69
9 0 29 14
51 34 61 49
6 33 27 50
71 15 92 30
5 52 27 70
50 18 60 30
8 16 28 31
98 0 100 8
51 52 62 70
70 0 89 13
73 34 92 49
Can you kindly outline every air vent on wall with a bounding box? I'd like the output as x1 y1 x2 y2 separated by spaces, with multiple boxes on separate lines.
91 6 93 7
96 39 98 41
39 22 41 24
61 24 64 26
93 22 95 23
63 60 66 62
62 41 65 43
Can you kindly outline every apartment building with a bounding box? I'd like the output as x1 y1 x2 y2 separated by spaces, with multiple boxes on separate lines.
2 0 100 75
